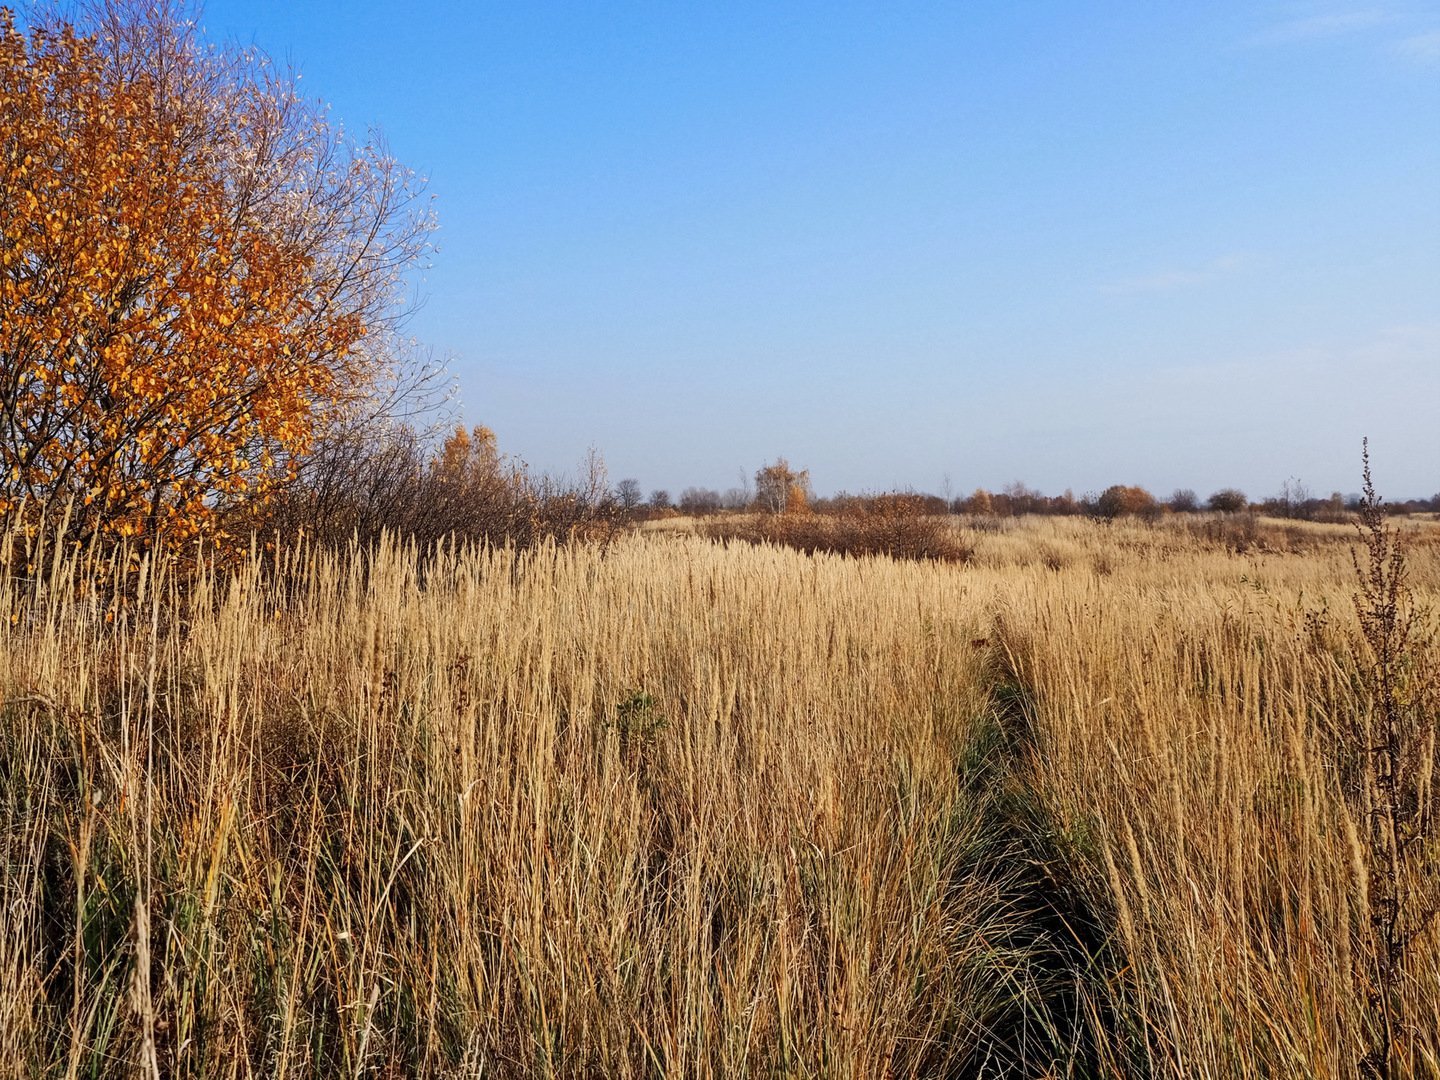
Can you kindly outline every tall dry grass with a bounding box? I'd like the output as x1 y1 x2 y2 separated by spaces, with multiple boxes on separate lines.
0 527 1094 1077
993 519 1440 1078
1 513 1436 1076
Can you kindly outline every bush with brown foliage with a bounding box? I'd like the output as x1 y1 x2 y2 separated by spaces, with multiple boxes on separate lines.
705 492 972 562
1182 510 1267 552
1091 484 1161 521
962 488 996 515
953 486 1080 517
247 423 620 550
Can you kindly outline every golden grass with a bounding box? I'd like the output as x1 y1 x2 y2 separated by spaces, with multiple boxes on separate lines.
990 518 1440 1078
0 514 1436 1076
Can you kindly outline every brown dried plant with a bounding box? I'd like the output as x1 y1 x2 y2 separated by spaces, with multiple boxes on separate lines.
1349 439 1440 1078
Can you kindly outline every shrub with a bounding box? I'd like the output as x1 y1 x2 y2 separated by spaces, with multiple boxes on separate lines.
704 493 972 563
1092 485 1160 521
964 489 995 516
251 423 620 549
678 487 723 515
1207 489 1248 514
1169 489 1200 513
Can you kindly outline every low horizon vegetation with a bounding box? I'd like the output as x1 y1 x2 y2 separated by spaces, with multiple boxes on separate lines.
646 469 1439 525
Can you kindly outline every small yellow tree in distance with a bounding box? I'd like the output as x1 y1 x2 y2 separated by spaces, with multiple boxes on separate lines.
434 426 507 488
755 458 810 515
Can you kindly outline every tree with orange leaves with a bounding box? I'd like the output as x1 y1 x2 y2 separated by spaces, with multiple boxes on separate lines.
754 458 810 514
0 2 432 548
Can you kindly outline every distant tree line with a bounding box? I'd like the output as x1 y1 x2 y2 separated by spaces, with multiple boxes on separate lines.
621 468 1439 523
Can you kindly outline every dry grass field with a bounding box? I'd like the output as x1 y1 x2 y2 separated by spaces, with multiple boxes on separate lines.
0 513 1436 1077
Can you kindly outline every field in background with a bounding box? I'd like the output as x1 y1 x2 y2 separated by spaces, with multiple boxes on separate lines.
0 514 1437 1077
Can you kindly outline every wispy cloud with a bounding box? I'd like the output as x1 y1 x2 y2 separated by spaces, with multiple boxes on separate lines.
1242 6 1440 60
1251 9 1394 44
1100 253 1257 297
1395 29 1440 59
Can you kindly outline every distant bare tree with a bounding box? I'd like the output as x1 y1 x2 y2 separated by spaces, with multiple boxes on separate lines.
1169 489 1199 513
615 478 643 511
721 487 750 510
1266 476 1312 519
1003 481 1045 516
679 487 723 515
1207 489 1248 514
648 489 672 511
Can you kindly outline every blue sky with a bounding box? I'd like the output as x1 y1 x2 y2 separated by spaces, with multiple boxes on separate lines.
197 1 1439 499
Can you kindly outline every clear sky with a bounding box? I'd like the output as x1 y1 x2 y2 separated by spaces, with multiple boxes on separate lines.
196 1 1439 500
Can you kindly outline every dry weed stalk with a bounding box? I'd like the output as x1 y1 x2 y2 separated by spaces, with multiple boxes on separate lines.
1349 441 1440 1079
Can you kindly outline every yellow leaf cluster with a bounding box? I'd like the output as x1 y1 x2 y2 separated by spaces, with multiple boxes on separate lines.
0 10 396 549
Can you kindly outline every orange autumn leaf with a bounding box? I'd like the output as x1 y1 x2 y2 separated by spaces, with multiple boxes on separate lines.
0 3 431 551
